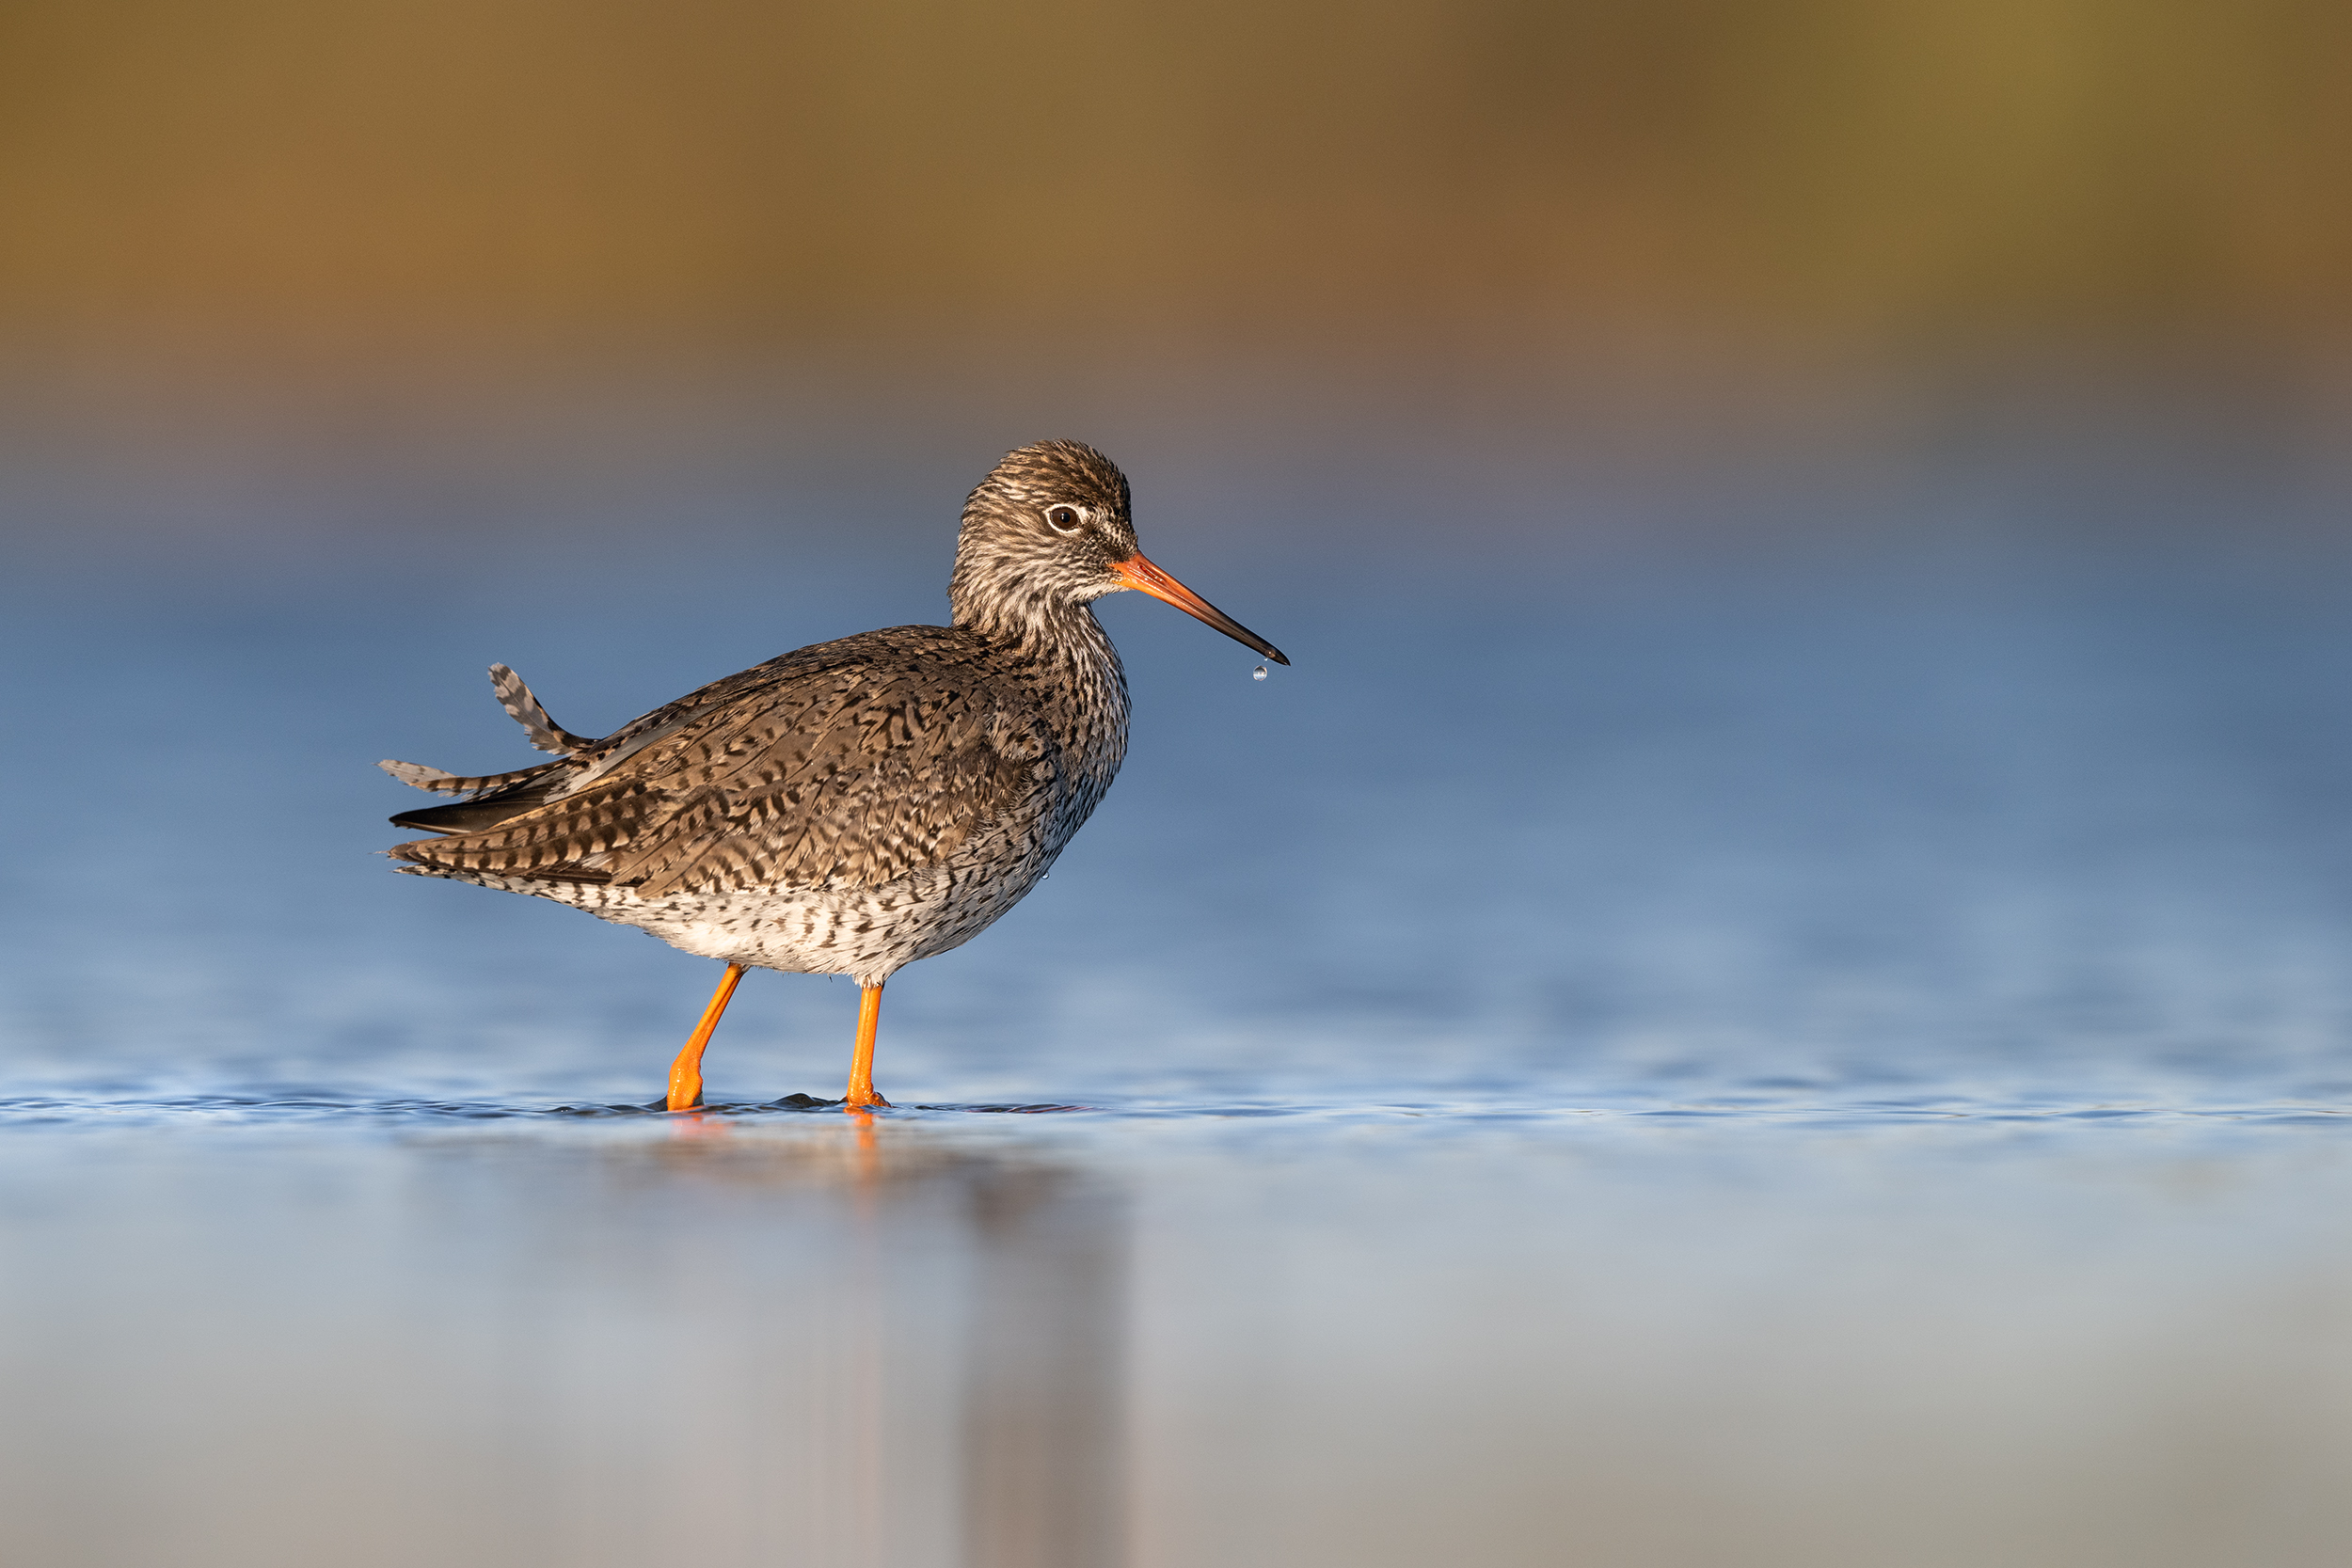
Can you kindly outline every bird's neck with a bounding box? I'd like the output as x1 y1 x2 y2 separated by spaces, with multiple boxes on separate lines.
976 600 1120 683
960 598 1130 752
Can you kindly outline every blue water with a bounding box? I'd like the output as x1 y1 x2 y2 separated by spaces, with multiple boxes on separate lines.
8 515 2352 1565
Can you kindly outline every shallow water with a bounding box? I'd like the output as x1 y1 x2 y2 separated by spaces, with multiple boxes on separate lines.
9 532 2352 1564
8 1099 2352 1568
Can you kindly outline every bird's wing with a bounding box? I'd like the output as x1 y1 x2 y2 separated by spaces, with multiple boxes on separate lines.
388 633 1057 895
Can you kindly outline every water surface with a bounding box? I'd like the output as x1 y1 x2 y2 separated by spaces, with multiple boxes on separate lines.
8 534 2352 1565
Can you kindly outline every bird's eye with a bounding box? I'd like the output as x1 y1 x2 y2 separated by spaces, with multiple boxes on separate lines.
1044 505 1084 534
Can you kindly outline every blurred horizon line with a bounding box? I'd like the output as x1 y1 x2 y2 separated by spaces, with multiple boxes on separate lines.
6 334 2347 584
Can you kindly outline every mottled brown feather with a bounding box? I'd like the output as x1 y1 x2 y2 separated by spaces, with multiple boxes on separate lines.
389 626 1061 896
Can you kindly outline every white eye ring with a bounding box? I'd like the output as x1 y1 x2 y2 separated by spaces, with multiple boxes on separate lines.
1044 504 1085 534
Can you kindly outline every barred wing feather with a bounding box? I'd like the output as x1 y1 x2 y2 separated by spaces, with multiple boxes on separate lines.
389 642 1055 895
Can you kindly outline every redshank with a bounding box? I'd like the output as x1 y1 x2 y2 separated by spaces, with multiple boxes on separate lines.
381 440 1286 1111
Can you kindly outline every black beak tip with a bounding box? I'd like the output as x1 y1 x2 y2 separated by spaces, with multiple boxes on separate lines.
1265 648 1292 666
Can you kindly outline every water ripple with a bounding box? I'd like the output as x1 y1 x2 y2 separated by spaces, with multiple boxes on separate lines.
5 1088 2345 1134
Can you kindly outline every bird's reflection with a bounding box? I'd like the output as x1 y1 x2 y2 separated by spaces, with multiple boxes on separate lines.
627 1111 1125 1568
960 1153 1125 1568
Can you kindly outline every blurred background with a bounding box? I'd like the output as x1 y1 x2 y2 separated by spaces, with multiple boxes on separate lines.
6 0 2350 573
7 0 2351 348
6 0 2352 1091
10 6 2352 1567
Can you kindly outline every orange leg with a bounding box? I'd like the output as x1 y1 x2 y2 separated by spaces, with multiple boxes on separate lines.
845 982 892 1109
666 963 747 1111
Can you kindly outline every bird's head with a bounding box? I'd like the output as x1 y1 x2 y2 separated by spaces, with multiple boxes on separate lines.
948 439 1287 664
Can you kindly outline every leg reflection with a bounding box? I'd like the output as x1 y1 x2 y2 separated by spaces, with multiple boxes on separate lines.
961 1165 1126 1568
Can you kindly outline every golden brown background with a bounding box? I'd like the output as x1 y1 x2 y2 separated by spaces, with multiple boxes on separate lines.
5 0 2345 359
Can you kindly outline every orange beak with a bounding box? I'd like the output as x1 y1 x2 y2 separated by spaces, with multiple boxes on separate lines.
1108 553 1290 665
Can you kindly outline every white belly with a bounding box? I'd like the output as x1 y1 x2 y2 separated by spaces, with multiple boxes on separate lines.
403 842 1052 988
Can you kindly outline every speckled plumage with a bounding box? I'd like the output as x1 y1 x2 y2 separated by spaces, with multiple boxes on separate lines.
381 441 1280 1001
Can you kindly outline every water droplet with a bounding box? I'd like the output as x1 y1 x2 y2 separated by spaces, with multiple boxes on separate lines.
1252 664 1269 681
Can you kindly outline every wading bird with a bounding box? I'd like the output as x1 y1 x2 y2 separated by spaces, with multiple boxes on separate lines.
381 441 1286 1111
